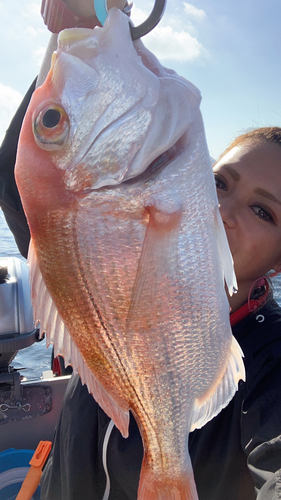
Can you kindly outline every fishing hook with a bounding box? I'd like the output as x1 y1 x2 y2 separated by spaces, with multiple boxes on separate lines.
130 0 167 40
94 0 167 39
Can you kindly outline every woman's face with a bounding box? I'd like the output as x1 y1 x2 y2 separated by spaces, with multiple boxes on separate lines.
213 140 281 288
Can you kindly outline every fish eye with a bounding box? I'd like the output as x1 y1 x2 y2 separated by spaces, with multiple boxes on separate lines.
33 103 70 151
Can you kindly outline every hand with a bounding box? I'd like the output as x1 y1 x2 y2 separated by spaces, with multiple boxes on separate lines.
62 0 127 18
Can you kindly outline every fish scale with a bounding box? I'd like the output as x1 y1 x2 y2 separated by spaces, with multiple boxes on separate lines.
15 8 245 500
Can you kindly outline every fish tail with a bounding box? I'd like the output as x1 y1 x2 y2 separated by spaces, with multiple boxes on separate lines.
138 468 199 500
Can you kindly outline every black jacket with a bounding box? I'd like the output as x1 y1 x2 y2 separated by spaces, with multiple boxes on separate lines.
2 84 281 500
39 298 281 500
0 79 35 258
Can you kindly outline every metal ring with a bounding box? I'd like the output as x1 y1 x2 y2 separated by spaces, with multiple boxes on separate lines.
256 314 265 323
130 0 167 40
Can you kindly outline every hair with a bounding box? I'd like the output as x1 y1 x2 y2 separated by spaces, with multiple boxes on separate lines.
216 126 281 292
217 126 281 163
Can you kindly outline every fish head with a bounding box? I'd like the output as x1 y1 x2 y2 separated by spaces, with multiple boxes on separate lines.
15 8 201 222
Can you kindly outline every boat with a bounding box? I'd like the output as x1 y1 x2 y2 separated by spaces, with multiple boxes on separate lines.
0 256 70 499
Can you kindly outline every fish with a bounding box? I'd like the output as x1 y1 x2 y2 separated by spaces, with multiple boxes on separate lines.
15 8 245 500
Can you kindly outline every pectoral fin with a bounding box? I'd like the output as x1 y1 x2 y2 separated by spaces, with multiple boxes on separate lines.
126 205 182 332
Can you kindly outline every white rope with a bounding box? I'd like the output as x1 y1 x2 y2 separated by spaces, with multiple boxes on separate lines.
102 419 115 500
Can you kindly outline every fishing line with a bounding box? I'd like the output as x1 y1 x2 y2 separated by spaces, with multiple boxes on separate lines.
102 419 115 500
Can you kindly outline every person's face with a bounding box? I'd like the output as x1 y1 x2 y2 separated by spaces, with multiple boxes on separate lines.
213 140 281 288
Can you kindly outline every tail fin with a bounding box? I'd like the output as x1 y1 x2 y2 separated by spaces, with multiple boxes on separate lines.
138 468 199 500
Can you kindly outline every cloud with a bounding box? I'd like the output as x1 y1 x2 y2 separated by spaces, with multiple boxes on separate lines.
0 84 23 144
25 26 38 38
145 25 205 61
183 3 206 21
130 5 148 25
131 5 206 62
32 46 49 67
0 1 50 97
21 2 44 22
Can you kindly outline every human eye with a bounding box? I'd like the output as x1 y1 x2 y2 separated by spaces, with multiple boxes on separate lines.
250 205 276 225
214 174 227 191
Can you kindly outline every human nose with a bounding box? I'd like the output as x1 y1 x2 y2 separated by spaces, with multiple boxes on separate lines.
218 196 237 229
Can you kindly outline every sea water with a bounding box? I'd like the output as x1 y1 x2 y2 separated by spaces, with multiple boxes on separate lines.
1 209 281 379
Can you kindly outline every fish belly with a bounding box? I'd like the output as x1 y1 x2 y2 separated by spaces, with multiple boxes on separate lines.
30 174 232 500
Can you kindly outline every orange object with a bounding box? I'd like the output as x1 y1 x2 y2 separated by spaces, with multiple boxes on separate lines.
16 441 52 500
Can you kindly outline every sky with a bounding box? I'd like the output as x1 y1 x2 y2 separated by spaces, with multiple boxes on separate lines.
0 0 280 158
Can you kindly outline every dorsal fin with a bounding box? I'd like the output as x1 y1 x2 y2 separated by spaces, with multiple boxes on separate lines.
214 205 237 296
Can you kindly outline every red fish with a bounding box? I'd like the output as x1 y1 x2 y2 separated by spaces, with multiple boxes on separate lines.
15 9 244 499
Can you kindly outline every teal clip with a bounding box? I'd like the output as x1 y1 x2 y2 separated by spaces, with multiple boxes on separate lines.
93 0 167 39
94 0 108 25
